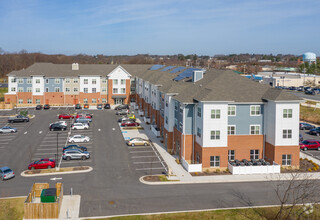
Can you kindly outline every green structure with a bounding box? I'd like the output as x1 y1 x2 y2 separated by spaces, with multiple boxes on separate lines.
40 188 57 203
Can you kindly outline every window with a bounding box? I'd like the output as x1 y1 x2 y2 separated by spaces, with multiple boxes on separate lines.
18 87 23 92
228 106 236 116
73 78 79 83
113 88 118 94
92 98 97 103
101 87 107 93
84 88 88 93
283 109 292 118
27 87 32 92
121 79 125 85
179 122 183 130
55 87 60 92
36 79 41 84
228 126 236 135
228 150 235 161
121 88 126 94
55 79 60 84
18 78 23 84
36 99 40 104
36 88 40 93
250 105 261 116
250 149 259 160
92 88 96 93
102 78 107 83
27 78 32 84
74 87 78 92
11 78 16 83
18 99 23 104
210 156 220 167
282 154 292 166
65 78 70 83
211 109 221 119
175 102 178 111
65 88 70 92
165 100 168 107
84 98 88 104
45 87 49 92
179 106 183 114
175 119 178 127
210 130 220 140
84 79 88 84
92 79 96 84
283 129 292 139
113 79 118 85
165 116 168 124
197 127 201 137
250 125 260 135
196 152 200 163
102 98 107 103
197 107 201 117
27 99 32 104
11 87 16 92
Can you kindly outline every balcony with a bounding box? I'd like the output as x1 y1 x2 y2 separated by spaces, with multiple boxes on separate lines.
151 124 160 137
144 116 151 124
138 110 144 116
228 159 280 175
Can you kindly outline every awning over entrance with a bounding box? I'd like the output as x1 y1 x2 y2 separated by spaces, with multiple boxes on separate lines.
112 95 127 98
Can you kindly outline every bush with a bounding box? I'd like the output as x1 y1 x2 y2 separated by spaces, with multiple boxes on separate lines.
216 169 220 173
19 110 28 117
194 172 198 176
308 168 312 172
313 167 318 171
205 169 209 173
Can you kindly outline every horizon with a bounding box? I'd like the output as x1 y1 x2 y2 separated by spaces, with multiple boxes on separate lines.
0 0 319 56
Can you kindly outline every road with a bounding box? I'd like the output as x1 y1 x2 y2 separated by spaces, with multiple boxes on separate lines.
0 108 314 217
290 91 320 101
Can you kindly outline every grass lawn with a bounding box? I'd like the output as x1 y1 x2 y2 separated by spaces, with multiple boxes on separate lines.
300 105 320 124
0 197 25 220
0 87 7 99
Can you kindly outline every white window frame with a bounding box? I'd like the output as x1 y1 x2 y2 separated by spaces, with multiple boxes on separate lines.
282 154 292 166
121 88 126 94
211 109 221 119
27 78 32 84
27 87 32 92
102 78 107 83
55 79 60 84
179 122 183 131
210 130 220 140
210 156 220 167
11 87 16 92
283 129 292 139
121 79 125 85
228 125 236 135
18 78 23 84
18 99 23 104
92 88 97 93
18 87 23 92
45 87 49 92
113 79 118 85
65 87 70 92
36 99 40 104
228 105 236 116
55 87 60 92
84 79 88 84
197 127 201 137
102 98 107 103
197 107 201 117
65 78 70 83
92 79 96 84
250 105 261 116
283 109 292 118
113 88 118 94
228 150 235 161
74 88 78 92
250 125 260 135
27 99 32 104
84 88 88 93
83 98 88 104
101 87 107 93
36 88 40 93
36 79 41 84
73 79 79 83
165 116 168 124
250 149 259 160
92 98 97 103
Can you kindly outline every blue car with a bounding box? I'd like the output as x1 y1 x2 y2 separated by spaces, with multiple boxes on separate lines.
0 166 15 180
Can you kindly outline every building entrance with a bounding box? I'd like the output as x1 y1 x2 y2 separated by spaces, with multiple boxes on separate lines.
114 98 124 105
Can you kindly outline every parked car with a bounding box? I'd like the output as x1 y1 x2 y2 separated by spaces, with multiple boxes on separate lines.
84 104 89 109
36 105 43 110
49 121 67 127
297 87 304 91
75 118 91 125
0 126 17 133
300 134 303 142
97 104 103 109
121 121 140 127
76 113 92 119
44 104 50 110
28 159 56 170
71 123 89 130
58 114 74 119
75 104 82 109
115 104 129 110
104 103 110 109
0 166 15 180
49 123 67 131
68 135 90 143
127 137 150 146
116 109 129 115
127 114 136 120
118 116 136 123
8 115 29 123
309 127 320 136
305 90 315 95
299 140 320 151
63 144 87 152
300 123 315 130
62 149 90 160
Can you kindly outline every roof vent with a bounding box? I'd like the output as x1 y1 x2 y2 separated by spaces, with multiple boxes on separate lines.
192 70 204 82
72 63 79 70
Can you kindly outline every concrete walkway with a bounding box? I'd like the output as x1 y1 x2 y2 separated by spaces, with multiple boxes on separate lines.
59 195 81 219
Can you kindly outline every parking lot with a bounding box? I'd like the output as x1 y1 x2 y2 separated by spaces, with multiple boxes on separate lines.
300 127 320 160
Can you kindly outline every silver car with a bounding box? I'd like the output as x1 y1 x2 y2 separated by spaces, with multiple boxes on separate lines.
62 149 90 160
0 126 17 133
0 166 15 180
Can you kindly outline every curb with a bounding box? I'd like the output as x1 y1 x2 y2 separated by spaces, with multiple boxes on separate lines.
21 166 93 177
0 196 27 200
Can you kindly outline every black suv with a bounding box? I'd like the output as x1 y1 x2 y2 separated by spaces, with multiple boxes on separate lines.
36 105 43 110
300 123 315 130
104 104 110 109
75 104 82 109
44 104 50 110
49 123 67 131
115 104 129 110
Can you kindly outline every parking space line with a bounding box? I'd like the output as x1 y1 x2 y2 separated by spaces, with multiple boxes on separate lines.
129 151 154 153
60 160 92 163
135 167 165 171
133 161 163 164
128 146 151 149
131 156 158 158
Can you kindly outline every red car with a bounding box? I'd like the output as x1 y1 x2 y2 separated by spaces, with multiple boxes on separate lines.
76 114 92 119
121 121 140 127
28 158 56 170
300 140 320 151
58 114 74 119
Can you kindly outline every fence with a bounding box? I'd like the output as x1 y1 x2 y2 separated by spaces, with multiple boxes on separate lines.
228 162 280 175
181 158 202 172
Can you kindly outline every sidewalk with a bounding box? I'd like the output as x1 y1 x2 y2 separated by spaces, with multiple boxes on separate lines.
59 195 81 219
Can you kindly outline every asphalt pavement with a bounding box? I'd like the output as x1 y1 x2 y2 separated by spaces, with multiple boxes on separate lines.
0 107 319 217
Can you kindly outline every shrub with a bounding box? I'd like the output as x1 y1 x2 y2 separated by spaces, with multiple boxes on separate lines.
19 110 28 117
194 172 198 176
205 169 209 173
226 168 229 172
313 167 318 171
216 169 220 173
308 168 312 172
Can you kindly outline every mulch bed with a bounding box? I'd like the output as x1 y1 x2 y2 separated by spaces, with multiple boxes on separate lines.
281 159 320 173
143 175 161 182
73 166 89 171
190 171 232 176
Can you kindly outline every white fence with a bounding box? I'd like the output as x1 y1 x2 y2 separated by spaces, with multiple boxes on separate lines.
228 162 280 175
138 110 144 116
144 116 151 124
181 158 202 172
151 125 160 137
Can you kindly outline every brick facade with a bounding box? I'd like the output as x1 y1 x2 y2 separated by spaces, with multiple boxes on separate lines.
265 142 300 168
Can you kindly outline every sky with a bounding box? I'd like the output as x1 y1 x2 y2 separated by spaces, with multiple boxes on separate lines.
0 0 319 56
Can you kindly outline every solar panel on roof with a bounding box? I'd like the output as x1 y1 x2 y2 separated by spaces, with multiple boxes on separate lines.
161 66 175 71
169 67 185 73
173 68 201 81
149 65 165 70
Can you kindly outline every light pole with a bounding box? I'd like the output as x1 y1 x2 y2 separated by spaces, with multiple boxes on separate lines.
56 132 60 167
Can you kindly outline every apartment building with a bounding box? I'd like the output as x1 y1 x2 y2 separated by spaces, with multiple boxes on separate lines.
5 63 302 170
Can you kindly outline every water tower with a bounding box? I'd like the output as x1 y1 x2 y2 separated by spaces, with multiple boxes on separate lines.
302 52 317 64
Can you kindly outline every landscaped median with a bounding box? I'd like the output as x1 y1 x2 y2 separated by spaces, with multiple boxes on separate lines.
140 175 180 185
21 166 92 177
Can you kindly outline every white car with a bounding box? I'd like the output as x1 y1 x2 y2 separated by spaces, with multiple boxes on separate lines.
50 121 67 127
0 126 17 133
71 123 89 130
68 135 90 143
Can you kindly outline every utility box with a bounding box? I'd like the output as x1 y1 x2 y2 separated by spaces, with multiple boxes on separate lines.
40 188 57 203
